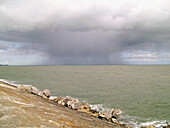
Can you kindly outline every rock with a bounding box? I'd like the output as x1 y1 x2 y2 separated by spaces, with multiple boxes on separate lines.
63 96 72 104
58 100 65 106
38 91 45 97
53 97 65 105
67 101 82 110
63 96 79 104
63 96 80 107
61 102 66 106
18 85 26 91
53 97 64 103
163 125 170 128
141 125 156 128
72 98 79 102
31 86 39 95
53 97 64 105
89 109 99 117
25 86 32 93
42 89 51 98
99 110 112 120
62 96 82 110
111 118 117 123
81 102 91 110
112 109 122 119
98 109 122 122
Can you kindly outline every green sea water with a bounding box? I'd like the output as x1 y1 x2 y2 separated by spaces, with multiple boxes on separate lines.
0 65 170 127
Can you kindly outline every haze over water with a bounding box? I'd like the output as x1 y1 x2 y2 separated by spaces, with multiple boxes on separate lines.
0 65 169 127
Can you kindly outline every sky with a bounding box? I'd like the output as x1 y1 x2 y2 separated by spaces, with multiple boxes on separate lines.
0 0 170 65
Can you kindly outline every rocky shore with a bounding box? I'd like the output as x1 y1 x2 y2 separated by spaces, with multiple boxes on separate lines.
0 81 169 128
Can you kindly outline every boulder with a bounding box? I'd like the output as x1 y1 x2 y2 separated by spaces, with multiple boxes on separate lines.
25 86 32 93
31 86 39 95
72 98 79 102
42 89 51 98
63 96 79 107
62 96 82 110
81 102 91 110
18 85 26 91
98 109 122 122
63 96 76 103
38 91 45 97
58 100 65 106
67 101 82 110
53 97 65 105
62 96 72 105
89 109 99 117
111 118 117 123
112 109 122 119
99 110 113 121
53 97 63 103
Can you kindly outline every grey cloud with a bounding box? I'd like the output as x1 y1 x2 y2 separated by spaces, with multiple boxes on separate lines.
0 0 170 64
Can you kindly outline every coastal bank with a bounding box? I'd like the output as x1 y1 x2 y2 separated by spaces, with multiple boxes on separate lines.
0 81 169 128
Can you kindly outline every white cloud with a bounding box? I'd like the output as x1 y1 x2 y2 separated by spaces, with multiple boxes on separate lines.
131 53 157 58
123 51 170 64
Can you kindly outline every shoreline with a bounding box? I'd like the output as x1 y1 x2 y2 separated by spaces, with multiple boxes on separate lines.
0 80 169 128
0 80 130 128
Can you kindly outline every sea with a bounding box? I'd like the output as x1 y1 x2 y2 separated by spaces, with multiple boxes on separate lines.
0 65 169 127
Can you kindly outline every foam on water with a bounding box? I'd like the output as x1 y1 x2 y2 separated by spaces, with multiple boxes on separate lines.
0 79 32 87
0 79 19 87
49 95 57 100
90 104 110 113
140 120 169 128
90 103 169 128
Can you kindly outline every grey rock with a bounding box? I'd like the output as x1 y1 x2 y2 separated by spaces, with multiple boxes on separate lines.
38 91 45 97
81 102 91 110
58 100 65 106
53 97 63 103
72 98 79 102
18 85 26 91
72 102 82 110
63 96 79 106
53 97 65 105
111 118 117 123
98 109 122 122
31 86 39 95
42 89 51 98
112 109 122 119
63 96 72 105
89 109 99 117
67 101 82 110
99 110 113 120
62 96 82 110
25 86 32 93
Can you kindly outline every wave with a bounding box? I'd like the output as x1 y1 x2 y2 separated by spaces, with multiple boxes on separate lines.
118 114 169 128
0 79 169 128
0 79 32 87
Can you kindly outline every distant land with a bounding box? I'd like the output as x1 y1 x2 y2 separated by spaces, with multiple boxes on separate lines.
0 64 8 66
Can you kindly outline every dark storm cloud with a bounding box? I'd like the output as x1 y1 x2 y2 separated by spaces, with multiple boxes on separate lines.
0 0 170 64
